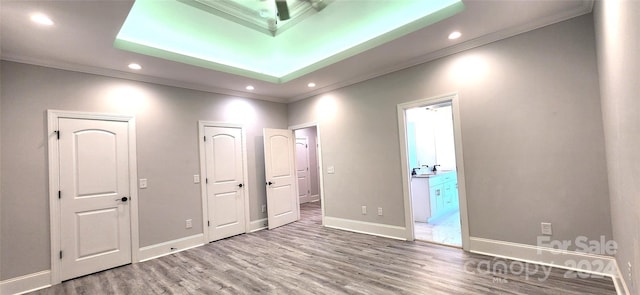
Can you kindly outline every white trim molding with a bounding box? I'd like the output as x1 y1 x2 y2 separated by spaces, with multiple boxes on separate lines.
323 217 406 241
309 194 320 202
396 93 471 250
288 122 325 226
249 218 268 232
612 259 632 295
0 271 51 295
468 237 627 294
138 234 205 262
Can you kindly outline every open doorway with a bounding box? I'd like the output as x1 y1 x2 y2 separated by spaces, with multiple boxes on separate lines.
398 93 470 249
291 124 324 222
407 102 460 246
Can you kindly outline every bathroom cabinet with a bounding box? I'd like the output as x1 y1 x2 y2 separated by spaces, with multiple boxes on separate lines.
411 171 458 223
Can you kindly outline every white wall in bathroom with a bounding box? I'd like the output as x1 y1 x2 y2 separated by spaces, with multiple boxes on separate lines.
407 106 456 171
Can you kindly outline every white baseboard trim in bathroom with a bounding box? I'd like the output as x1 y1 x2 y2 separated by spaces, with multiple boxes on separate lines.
0 270 51 295
309 194 320 202
469 237 619 277
139 233 204 262
323 216 406 241
249 218 268 232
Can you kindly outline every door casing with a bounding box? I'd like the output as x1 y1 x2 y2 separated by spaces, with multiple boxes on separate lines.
396 93 470 250
47 110 140 284
198 121 251 241
289 123 325 225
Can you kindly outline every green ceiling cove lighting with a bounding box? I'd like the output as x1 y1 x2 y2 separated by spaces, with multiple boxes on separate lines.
115 0 464 83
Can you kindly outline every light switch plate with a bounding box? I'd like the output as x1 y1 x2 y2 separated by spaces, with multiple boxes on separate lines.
327 166 335 174
139 178 148 189
193 174 200 184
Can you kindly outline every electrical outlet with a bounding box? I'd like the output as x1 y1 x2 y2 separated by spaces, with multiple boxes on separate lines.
327 166 335 174
193 174 200 183
541 222 552 235
361 206 367 215
261 204 266 213
186 219 193 229
377 207 383 216
139 178 148 189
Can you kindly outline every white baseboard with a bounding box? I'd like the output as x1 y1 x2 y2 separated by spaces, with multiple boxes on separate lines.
612 259 631 295
138 233 204 262
323 216 407 240
0 270 51 295
300 194 320 204
469 237 619 275
249 218 268 232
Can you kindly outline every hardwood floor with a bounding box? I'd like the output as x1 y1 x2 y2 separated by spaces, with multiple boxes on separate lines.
31 201 617 295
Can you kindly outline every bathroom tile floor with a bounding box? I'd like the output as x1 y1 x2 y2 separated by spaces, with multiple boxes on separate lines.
414 210 462 246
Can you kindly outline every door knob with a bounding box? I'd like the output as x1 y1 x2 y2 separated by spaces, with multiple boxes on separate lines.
116 197 129 202
238 183 243 188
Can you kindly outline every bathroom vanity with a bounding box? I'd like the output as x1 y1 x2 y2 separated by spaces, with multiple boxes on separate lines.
411 170 459 223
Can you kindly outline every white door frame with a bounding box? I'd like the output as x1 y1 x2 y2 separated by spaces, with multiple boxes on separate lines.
47 110 140 284
289 122 325 225
198 121 251 241
397 93 470 250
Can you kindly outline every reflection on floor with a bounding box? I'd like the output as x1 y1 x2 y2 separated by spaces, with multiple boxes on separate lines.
414 210 461 246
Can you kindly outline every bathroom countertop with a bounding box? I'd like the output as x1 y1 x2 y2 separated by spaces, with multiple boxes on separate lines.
412 170 455 178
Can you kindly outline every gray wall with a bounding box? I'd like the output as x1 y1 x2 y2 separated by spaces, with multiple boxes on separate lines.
294 127 319 197
594 0 640 292
288 15 612 247
0 61 288 280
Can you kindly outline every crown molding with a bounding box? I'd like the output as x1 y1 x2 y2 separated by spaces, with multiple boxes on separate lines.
286 0 594 103
0 55 288 104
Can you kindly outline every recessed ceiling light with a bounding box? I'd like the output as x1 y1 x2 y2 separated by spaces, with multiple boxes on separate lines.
307 82 316 88
448 31 461 40
128 63 142 70
30 13 54 26
246 85 255 91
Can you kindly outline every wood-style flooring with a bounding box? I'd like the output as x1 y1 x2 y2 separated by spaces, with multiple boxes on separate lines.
30 201 617 295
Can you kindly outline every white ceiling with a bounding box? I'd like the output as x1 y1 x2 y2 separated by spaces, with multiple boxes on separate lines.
0 0 593 103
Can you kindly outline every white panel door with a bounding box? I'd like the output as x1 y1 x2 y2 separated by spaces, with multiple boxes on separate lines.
295 138 311 202
204 126 246 241
264 128 299 229
58 118 131 281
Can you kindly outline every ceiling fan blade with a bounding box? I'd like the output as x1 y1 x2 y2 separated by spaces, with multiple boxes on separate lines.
275 0 290 21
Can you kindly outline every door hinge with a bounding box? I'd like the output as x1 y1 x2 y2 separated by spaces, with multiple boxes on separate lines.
204 136 206 142
59 251 63 259
55 130 60 140
306 144 308 148
206 178 208 184
207 221 210 227
58 190 61 199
